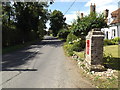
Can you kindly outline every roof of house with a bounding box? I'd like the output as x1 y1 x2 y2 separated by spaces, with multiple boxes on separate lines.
111 19 120 24
111 8 120 24
111 8 120 17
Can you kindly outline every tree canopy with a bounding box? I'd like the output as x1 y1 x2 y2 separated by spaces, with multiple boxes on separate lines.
49 10 66 36
70 13 108 38
2 2 49 47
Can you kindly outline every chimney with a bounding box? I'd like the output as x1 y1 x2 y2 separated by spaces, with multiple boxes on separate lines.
103 9 109 23
80 13 84 18
104 9 109 19
90 3 96 14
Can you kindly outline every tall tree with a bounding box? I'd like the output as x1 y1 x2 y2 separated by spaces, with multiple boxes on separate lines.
49 10 66 36
13 2 49 42
2 2 16 46
2 2 49 47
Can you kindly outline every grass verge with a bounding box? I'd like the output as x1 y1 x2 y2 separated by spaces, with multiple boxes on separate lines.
63 44 119 88
104 45 119 57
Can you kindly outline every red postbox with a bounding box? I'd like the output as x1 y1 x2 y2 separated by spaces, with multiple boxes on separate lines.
86 40 90 55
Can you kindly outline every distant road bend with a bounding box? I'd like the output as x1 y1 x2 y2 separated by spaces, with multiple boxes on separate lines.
2 36 95 88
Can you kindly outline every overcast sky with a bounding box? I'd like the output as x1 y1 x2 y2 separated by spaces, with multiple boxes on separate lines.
46 0 119 29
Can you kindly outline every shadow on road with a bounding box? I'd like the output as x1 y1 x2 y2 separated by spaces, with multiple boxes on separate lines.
42 40 64 47
2 50 42 71
44 37 58 40
42 36 64 47
2 36 64 71
3 68 37 71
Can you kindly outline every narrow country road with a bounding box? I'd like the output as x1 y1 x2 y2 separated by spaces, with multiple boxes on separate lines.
1 36 95 88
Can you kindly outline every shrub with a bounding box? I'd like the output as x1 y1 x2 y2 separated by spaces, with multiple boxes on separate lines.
71 42 82 52
57 29 70 40
64 39 85 55
67 50 74 56
71 40 85 52
80 40 86 49
103 53 113 63
112 37 120 44
104 37 120 46
64 33 86 56
64 43 74 56
66 33 78 43
113 37 120 42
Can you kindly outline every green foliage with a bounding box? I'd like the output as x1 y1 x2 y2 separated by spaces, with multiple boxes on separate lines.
103 51 120 70
64 43 74 56
49 10 66 36
74 51 85 59
57 29 70 40
79 39 86 49
3 39 40 54
64 33 86 56
66 33 78 43
71 42 82 52
64 12 108 57
112 37 120 43
104 37 120 46
71 40 85 52
2 2 49 47
81 64 85 68
104 39 115 45
0 4 2 19
103 53 113 63
70 13 108 38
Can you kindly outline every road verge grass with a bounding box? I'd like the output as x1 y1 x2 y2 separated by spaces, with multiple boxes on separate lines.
63 44 119 88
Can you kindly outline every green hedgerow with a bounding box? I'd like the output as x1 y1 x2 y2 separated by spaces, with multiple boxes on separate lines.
104 37 120 46
66 33 78 43
57 29 70 40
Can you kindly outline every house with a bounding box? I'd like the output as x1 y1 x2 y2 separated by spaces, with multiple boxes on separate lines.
101 2 120 39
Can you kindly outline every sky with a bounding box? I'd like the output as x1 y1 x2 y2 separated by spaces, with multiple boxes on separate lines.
46 0 119 29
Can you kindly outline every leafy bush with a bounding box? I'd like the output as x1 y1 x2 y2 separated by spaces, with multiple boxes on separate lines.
104 37 120 46
64 43 74 56
112 37 120 43
70 13 108 37
57 29 70 40
64 39 86 56
66 33 78 43
71 40 85 52
103 53 113 63
80 40 86 49
67 50 74 56
71 42 82 52
104 39 114 45
64 33 86 56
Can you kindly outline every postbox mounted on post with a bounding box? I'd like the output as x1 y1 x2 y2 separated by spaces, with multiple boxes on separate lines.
85 28 105 71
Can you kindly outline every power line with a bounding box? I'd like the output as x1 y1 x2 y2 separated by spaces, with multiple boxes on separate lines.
64 0 76 15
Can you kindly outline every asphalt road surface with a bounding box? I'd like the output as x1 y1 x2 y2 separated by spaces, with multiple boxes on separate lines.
1 36 95 88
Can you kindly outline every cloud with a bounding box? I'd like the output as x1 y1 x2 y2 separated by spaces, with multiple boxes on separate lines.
65 11 77 25
55 0 89 2
51 0 119 25
85 0 119 7
65 10 90 25
85 0 119 14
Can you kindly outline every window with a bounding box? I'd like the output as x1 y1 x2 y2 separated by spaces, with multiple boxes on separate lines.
106 31 108 39
112 29 116 38
114 29 116 37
